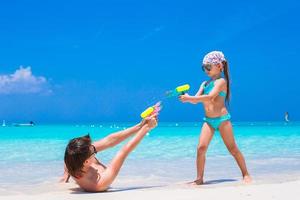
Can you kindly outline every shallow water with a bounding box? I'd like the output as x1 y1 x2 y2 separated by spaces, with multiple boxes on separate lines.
0 122 300 189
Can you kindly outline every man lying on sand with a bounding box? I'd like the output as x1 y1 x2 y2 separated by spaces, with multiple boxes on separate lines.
61 115 158 192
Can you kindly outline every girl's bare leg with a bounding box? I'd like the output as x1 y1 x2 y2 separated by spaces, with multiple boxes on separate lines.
193 123 214 185
219 121 252 183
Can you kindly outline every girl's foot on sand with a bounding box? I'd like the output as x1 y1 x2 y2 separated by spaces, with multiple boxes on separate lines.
243 175 252 184
188 179 204 185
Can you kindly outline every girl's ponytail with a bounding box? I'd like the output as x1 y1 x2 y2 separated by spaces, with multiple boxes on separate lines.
222 60 230 104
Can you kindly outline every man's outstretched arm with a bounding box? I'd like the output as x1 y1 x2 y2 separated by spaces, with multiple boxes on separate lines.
93 122 143 152
94 117 157 191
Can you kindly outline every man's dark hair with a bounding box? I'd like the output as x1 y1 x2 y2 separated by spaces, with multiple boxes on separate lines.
64 134 92 178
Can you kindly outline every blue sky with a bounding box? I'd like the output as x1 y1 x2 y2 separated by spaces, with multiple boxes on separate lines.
0 0 300 123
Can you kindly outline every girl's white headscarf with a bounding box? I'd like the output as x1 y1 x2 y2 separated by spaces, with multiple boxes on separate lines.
202 51 226 65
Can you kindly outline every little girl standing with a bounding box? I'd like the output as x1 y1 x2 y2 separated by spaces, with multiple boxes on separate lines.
180 51 251 184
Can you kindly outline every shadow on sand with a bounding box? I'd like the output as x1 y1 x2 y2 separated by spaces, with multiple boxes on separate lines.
69 179 238 194
185 178 238 185
204 178 238 185
69 185 164 194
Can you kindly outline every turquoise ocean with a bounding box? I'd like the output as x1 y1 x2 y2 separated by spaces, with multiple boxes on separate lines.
1 122 300 190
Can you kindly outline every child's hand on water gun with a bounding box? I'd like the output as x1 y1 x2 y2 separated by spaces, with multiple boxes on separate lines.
165 84 191 103
179 93 192 103
165 84 190 98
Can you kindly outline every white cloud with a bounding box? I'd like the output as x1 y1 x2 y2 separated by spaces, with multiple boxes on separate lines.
0 66 52 95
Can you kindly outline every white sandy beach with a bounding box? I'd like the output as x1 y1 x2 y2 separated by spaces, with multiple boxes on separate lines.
1 179 300 200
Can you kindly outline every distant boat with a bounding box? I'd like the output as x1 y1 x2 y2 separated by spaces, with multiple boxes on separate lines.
284 112 290 122
2 120 6 127
13 121 35 127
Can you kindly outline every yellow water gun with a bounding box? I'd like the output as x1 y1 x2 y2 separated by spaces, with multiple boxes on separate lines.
140 102 161 119
140 84 190 118
165 84 190 98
